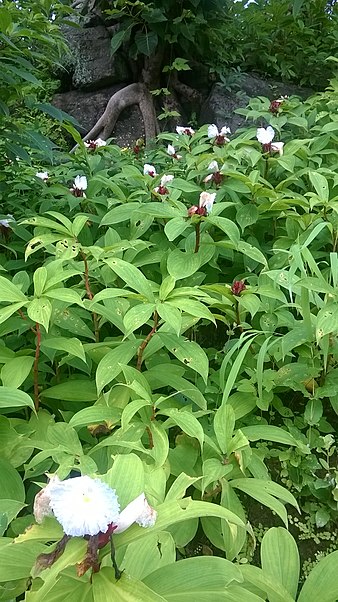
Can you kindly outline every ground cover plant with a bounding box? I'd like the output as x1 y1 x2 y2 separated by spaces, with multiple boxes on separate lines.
2 0 338 600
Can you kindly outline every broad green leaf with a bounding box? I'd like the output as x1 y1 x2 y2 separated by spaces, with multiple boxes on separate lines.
0 276 27 302
240 565 294 602
0 457 25 501
0 386 35 412
96 341 140 393
110 28 128 55
236 205 258 231
156 302 182 336
69 407 121 429
122 531 175 580
214 403 235 455
41 380 97 402
143 556 244 601
33 267 47 297
27 298 52 332
105 258 154 301
103 453 145 508
298 550 338 602
135 30 158 56
237 241 267 265
164 217 189 241
93 568 165 602
230 479 298 526
41 337 86 363
163 408 204 449
1 356 34 388
261 528 300 600
0 302 27 325
158 333 209 384
123 303 155 337
309 170 329 202
207 216 240 245
44 288 83 306
304 398 322 425
0 541 47 581
167 249 201 280
241 425 299 447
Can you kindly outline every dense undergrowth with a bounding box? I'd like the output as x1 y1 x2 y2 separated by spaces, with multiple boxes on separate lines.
2 0 338 600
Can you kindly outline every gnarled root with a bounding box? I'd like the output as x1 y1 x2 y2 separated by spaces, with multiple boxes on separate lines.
82 82 158 145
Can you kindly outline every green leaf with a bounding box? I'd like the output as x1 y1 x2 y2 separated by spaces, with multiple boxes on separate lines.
164 408 204 449
41 380 97 401
261 528 300 601
309 171 329 202
96 341 140 394
164 217 189 241
123 304 155 337
236 205 258 231
103 453 145 509
241 425 299 447
0 386 35 412
1 356 34 388
27 298 52 332
69 406 120 429
167 249 201 280
214 403 235 455
240 565 294 602
93 568 164 602
298 551 338 602
41 337 86 363
237 241 267 266
207 216 240 245
135 30 158 56
158 333 209 384
143 556 245 601
0 541 47 581
0 302 27 325
0 275 27 303
156 302 182 336
105 257 154 301
0 457 25 501
169 179 201 193
110 28 128 55
304 399 323 425
230 479 298 526
33 267 47 297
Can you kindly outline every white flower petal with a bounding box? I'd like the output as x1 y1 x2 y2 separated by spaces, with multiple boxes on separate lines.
143 164 157 176
220 126 231 136
203 174 213 183
207 124 219 139
114 493 157 534
36 171 49 181
167 144 176 156
161 174 174 186
208 160 219 172
256 126 275 145
48 476 120 537
176 126 194 136
95 138 106 147
199 191 216 213
74 175 88 190
271 141 284 155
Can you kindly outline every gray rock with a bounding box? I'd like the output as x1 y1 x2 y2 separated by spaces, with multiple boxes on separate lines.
199 73 313 133
61 25 130 91
53 85 144 147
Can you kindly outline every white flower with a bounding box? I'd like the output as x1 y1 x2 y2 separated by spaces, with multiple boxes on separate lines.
143 164 157 177
0 214 14 228
160 174 174 186
167 144 182 159
74 175 87 190
208 160 219 172
176 126 195 136
33 476 157 538
36 171 49 181
199 191 216 213
42 476 120 537
256 126 275 145
207 124 231 140
270 141 284 155
114 493 157 533
84 138 107 149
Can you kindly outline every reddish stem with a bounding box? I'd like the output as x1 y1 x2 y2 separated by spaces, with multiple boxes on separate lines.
194 222 200 253
81 250 100 343
33 322 41 411
136 311 158 371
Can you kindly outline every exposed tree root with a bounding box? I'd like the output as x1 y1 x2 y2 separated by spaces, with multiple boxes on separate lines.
82 82 158 144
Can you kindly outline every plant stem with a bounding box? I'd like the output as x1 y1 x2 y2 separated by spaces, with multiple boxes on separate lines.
137 311 158 371
33 322 41 411
81 250 100 343
194 222 201 253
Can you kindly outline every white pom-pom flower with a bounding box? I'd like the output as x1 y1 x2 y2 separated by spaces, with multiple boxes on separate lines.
74 175 88 190
33 475 157 538
47 476 120 537
84 138 107 150
167 144 182 159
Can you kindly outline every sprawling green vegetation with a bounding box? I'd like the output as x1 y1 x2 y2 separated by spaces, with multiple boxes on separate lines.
1 0 338 600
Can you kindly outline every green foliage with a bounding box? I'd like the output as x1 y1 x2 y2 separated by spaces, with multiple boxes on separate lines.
214 0 338 88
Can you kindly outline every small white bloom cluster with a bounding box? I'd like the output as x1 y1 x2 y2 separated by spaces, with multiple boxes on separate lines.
207 124 231 142
0 214 15 228
176 126 195 136
167 144 182 159
70 175 88 197
84 138 107 150
34 475 157 538
36 171 49 181
143 164 157 177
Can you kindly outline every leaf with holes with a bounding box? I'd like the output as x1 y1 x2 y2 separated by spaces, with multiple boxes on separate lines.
158 333 209 384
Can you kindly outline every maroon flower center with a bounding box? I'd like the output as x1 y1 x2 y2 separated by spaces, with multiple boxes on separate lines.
231 280 246 296
158 185 168 195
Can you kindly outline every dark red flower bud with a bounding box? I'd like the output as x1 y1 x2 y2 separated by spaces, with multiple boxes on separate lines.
269 100 282 114
188 205 207 217
133 145 140 154
158 185 169 195
213 172 223 185
231 280 246 296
